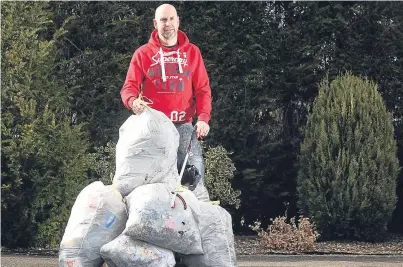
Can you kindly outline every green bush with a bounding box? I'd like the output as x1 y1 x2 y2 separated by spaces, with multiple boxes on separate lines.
204 145 241 208
297 73 400 241
91 142 117 185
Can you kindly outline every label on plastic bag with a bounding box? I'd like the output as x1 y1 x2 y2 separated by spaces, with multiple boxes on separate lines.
65 258 76 267
104 212 117 228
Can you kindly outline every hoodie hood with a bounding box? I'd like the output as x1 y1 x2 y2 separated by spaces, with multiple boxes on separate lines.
148 29 190 50
148 30 190 82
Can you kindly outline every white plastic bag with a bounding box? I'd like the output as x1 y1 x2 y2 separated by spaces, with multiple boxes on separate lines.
59 182 127 267
123 183 203 255
100 234 175 267
113 108 180 197
181 202 237 267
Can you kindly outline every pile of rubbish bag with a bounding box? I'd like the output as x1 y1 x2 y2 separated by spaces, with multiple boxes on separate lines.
59 108 237 267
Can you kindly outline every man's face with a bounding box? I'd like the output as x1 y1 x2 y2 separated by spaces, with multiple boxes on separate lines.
153 6 180 41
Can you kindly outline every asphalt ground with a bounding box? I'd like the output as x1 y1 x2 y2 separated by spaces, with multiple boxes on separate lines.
1 254 403 267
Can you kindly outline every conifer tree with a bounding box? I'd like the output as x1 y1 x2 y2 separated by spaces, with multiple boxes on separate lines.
297 73 399 241
1 1 95 248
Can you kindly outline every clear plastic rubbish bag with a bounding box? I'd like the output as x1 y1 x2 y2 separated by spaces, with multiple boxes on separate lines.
59 181 127 267
100 234 175 267
113 108 180 197
181 202 237 267
123 183 203 255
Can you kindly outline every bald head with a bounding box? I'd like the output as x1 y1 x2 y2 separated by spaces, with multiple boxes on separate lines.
155 4 178 19
153 4 180 46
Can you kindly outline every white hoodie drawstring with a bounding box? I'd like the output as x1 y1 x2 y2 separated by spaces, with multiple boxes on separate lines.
159 47 183 81
177 49 183 74
159 47 167 82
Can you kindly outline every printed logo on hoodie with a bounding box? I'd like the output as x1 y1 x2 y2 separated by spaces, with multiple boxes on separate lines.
150 50 188 67
147 49 192 93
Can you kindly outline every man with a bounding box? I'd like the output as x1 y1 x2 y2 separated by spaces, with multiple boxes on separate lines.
120 3 211 201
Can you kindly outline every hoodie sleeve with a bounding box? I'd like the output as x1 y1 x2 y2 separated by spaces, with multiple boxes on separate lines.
120 50 144 110
192 46 212 123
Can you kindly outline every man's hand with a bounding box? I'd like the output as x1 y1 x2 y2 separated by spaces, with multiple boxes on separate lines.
131 98 145 114
195 121 210 140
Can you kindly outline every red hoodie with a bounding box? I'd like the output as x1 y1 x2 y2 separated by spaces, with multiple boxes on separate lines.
121 29 212 124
